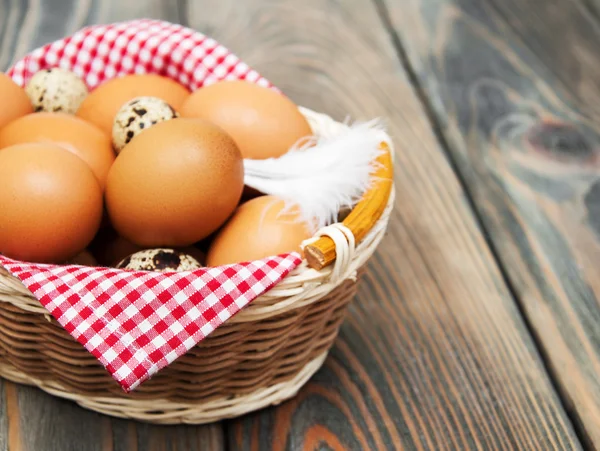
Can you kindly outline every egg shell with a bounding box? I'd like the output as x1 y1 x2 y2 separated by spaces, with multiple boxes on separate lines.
105 118 244 248
25 68 88 114
112 96 178 152
0 143 103 263
0 73 33 129
180 80 313 159
179 245 207 266
0 112 115 190
117 248 202 272
206 195 313 266
77 74 190 136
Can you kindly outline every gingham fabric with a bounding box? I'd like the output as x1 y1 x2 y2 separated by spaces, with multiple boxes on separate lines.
0 19 302 392
7 19 274 91
0 254 301 391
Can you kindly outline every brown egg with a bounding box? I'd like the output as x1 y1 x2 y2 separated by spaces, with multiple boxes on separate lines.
206 196 313 266
180 80 312 159
77 74 190 136
105 118 244 247
0 143 103 263
0 113 114 190
0 73 33 129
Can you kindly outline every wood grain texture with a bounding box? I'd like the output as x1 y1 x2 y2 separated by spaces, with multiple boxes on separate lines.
0 381 7 451
0 0 181 69
0 382 224 451
379 0 600 447
186 0 582 449
0 1 223 449
582 0 600 22
6 383 112 451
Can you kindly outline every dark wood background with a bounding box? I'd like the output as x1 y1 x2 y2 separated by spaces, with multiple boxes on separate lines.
0 0 598 449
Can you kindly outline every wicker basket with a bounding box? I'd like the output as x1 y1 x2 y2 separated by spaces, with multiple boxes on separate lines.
0 107 394 424
0 23 395 424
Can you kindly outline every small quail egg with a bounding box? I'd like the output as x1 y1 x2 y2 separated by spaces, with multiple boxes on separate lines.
25 68 88 114
112 96 178 153
116 248 202 272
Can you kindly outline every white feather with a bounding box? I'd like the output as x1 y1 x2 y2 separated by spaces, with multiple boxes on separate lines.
243 119 390 232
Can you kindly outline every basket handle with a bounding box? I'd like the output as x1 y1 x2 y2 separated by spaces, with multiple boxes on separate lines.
304 142 394 270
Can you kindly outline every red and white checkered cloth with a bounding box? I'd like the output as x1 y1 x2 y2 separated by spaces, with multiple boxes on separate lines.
7 19 274 91
0 19 303 392
0 254 301 392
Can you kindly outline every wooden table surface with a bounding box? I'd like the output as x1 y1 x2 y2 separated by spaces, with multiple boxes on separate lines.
1 0 599 449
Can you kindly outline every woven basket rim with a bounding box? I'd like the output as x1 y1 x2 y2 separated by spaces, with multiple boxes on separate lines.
0 351 329 424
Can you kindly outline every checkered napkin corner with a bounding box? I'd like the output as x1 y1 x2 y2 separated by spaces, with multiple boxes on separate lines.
6 18 275 91
0 253 302 392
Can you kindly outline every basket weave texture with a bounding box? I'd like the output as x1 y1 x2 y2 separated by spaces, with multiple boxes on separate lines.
0 271 360 423
0 108 395 424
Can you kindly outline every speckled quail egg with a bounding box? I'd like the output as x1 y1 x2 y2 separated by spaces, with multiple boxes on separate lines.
116 248 202 272
112 96 179 153
25 68 88 114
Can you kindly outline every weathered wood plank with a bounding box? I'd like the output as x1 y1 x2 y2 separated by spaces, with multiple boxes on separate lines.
186 0 582 449
5 383 112 451
582 0 600 22
0 1 223 449
112 421 224 451
0 380 7 451
379 0 600 447
0 382 224 451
